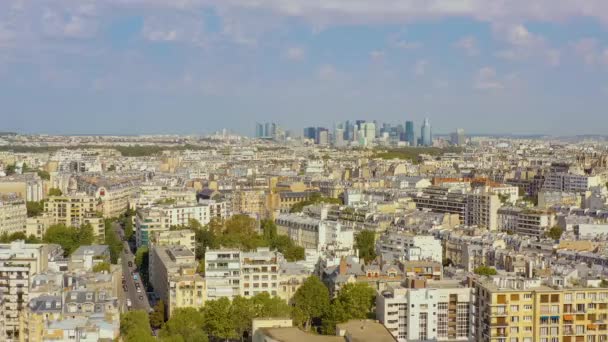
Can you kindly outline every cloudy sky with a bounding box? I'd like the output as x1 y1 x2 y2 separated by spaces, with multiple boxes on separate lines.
1 0 608 136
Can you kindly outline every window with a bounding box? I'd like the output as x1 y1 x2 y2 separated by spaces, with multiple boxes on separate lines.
511 305 519 312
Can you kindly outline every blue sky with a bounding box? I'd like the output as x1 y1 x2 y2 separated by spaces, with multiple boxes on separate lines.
1 1 608 136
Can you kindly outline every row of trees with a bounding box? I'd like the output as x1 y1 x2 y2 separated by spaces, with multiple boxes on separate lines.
0 231 41 243
42 223 95 256
174 216 306 264
122 277 376 341
289 192 342 213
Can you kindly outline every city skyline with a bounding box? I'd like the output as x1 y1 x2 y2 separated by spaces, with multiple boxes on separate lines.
2 1 608 135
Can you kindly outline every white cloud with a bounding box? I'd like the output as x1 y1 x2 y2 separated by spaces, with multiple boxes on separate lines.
370 50 385 61
493 23 559 67
284 46 305 61
474 66 503 90
42 9 98 39
571 38 608 66
453 36 478 56
141 15 206 44
413 59 428 76
317 64 337 80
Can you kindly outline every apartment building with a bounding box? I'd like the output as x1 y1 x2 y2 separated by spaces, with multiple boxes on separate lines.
153 230 196 255
204 249 241 300
414 187 500 230
75 175 139 218
44 194 98 226
472 276 608 342
376 232 443 263
136 201 228 248
377 279 473 342
498 207 555 238
43 194 105 239
0 193 27 235
274 213 354 251
241 248 281 298
149 245 205 317
543 171 601 193
0 241 54 341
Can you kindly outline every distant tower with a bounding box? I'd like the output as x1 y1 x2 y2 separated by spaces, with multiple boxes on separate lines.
451 128 466 146
421 118 432 146
405 121 415 146
255 123 264 138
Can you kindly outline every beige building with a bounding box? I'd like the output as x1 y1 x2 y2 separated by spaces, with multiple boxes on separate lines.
25 216 54 239
0 193 27 235
241 248 281 298
472 275 608 342
149 245 205 317
153 229 196 255
44 195 105 240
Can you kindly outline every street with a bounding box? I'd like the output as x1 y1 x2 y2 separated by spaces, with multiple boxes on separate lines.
116 222 152 312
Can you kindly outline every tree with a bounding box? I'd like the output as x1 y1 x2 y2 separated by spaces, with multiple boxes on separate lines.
135 246 150 286
321 300 349 335
37 170 50 180
158 307 207 342
355 230 376 263
104 219 122 264
26 201 45 217
120 310 155 342
124 218 134 240
546 226 564 240
230 296 256 340
43 224 93 256
92 262 111 273
202 297 237 340
474 265 498 276
252 292 291 318
0 232 38 243
48 188 63 196
4 164 16 175
150 300 166 329
292 276 330 330
334 283 376 320
107 164 116 172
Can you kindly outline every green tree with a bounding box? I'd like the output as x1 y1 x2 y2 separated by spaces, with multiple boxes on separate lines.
474 265 498 276
5 164 16 175
43 224 92 256
135 246 150 285
334 283 376 320
292 276 330 330
92 262 111 273
202 297 237 340
355 230 377 263
159 307 207 342
107 165 116 172
120 310 155 342
37 170 50 180
124 218 134 240
150 300 166 329
546 226 564 240
26 201 45 217
230 296 256 340
48 188 63 196
252 292 292 318
104 219 122 264
321 300 349 335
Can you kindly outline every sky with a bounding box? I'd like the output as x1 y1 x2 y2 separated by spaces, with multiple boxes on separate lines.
1 1 608 136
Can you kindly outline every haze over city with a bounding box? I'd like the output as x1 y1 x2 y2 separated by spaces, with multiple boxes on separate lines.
2 1 608 135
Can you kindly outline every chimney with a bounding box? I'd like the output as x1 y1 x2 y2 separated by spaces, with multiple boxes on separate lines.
339 257 347 275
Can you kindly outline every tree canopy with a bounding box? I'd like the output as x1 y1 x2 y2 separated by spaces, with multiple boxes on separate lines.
290 192 342 213
292 276 330 330
92 262 111 273
43 223 94 256
546 226 564 240
48 188 63 196
159 307 207 342
26 201 45 217
355 230 377 263
120 310 155 342
474 265 498 276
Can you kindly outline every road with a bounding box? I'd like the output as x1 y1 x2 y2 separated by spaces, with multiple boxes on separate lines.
116 222 152 312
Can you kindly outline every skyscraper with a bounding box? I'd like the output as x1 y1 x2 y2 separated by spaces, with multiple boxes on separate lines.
421 118 432 146
303 127 316 140
405 121 415 146
255 123 264 138
450 128 466 146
